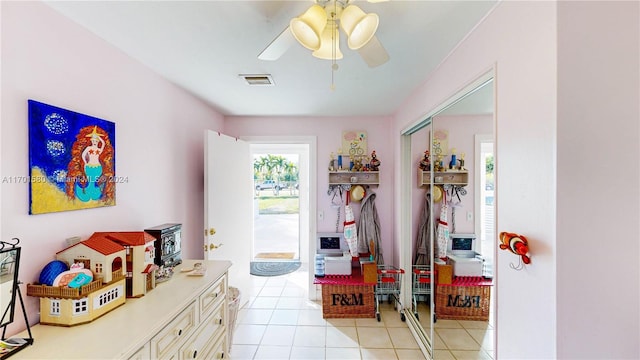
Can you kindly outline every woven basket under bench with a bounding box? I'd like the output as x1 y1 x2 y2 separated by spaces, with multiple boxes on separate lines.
321 283 375 318
435 276 492 321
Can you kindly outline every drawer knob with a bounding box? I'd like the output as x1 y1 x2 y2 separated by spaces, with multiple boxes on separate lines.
190 349 198 358
175 328 183 336
210 292 219 298
217 318 223 325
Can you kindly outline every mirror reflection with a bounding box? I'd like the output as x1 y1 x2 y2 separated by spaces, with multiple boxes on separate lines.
408 78 495 358
410 124 435 331
0 247 20 327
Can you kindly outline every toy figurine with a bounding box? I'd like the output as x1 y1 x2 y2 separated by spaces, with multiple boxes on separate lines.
329 152 336 171
419 150 431 171
369 150 381 171
337 149 343 170
434 154 445 172
459 152 466 170
449 148 457 170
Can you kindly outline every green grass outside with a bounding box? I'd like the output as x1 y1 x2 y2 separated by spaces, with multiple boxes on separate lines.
257 196 299 214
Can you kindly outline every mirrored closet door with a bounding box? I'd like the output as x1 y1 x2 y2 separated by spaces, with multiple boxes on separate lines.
401 72 495 359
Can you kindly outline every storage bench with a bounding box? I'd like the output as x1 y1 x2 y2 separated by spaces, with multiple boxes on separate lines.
436 276 492 321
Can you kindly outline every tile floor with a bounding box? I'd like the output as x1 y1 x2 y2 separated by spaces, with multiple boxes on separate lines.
229 266 493 359
415 298 495 359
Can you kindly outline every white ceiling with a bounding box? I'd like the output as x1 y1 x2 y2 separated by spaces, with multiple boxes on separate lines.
44 0 497 117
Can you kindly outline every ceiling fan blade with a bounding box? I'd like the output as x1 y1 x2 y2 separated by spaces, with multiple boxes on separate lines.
258 26 296 61
357 36 389 68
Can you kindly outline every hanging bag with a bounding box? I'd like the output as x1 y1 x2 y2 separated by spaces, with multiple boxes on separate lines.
436 191 449 259
343 192 359 257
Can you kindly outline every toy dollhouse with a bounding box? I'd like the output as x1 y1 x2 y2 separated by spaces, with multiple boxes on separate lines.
27 236 128 326
27 231 159 327
88 232 159 298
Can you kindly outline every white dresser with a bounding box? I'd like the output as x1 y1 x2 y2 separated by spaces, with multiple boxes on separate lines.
12 259 232 359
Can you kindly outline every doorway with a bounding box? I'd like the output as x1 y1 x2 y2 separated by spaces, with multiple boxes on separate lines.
249 143 310 265
252 148 301 261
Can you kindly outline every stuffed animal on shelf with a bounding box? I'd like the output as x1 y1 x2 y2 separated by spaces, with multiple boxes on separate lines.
434 154 445 172
352 156 364 172
369 151 381 171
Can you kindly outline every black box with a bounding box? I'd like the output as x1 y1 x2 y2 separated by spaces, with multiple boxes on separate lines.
144 223 182 268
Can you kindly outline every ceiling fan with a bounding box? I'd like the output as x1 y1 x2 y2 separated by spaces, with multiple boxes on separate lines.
258 0 390 68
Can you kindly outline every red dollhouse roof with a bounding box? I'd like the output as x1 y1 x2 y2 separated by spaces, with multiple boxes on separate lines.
56 236 125 256
92 232 156 247
142 264 159 274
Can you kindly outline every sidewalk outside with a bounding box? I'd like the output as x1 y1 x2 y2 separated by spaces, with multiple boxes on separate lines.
253 195 300 260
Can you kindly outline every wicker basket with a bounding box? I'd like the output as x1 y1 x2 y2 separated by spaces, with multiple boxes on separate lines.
436 284 490 321
321 284 374 318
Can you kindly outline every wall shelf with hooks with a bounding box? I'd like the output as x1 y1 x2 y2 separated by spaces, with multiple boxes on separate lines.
419 170 468 187
329 171 379 186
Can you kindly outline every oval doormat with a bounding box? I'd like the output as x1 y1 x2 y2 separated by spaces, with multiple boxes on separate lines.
250 261 301 277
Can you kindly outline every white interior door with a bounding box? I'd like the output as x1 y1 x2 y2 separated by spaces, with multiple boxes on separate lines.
205 131 252 307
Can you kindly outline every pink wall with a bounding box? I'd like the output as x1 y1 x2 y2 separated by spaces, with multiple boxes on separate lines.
1 2 224 335
556 1 639 358
225 116 395 263
394 1 639 358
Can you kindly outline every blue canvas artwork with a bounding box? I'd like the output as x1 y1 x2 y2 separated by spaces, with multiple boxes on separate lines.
28 100 116 214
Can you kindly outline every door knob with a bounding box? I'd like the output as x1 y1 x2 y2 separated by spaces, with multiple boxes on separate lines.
209 228 216 236
209 243 223 250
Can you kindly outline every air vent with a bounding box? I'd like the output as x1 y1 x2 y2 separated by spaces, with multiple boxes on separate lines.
239 74 274 86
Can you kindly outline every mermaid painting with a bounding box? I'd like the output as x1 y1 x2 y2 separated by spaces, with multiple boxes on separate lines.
65 126 115 204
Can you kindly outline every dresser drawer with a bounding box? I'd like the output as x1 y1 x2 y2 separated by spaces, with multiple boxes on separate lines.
199 274 226 319
206 335 227 360
179 309 227 359
150 301 198 359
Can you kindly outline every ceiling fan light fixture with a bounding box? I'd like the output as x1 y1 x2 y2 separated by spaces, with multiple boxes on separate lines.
290 4 327 51
312 22 343 60
340 5 379 50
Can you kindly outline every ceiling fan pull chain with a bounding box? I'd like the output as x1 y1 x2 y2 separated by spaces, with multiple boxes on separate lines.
330 1 338 90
